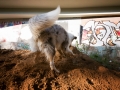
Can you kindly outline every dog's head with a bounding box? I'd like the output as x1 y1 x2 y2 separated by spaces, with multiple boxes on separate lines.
68 32 77 45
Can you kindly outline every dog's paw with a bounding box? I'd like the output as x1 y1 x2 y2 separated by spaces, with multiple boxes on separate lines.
55 69 60 73
72 53 75 55
52 68 60 73
51 68 60 73
50 64 60 73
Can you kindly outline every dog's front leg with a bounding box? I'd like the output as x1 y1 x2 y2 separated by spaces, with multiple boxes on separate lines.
66 47 75 55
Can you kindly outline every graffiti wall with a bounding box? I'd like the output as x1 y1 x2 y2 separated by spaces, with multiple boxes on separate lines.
81 17 120 47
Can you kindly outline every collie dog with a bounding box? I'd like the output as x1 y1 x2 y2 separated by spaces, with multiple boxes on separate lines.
28 6 77 73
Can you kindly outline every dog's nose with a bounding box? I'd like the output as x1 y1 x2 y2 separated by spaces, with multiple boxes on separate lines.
74 36 77 39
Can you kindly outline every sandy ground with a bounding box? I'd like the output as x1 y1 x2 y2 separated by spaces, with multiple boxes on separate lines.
0 47 120 90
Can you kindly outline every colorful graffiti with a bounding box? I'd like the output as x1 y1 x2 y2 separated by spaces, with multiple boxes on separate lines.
82 19 120 46
0 20 28 28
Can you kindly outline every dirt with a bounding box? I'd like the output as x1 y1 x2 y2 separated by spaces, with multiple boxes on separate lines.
0 47 120 90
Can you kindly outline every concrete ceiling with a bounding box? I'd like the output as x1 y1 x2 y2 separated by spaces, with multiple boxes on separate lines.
0 0 120 8
0 0 120 19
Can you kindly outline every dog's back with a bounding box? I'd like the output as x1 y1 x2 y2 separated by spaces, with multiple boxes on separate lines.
39 24 68 50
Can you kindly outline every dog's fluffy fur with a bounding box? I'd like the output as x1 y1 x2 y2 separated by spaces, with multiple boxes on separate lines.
28 6 77 73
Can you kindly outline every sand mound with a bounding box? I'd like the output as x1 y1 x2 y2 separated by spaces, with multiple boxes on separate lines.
0 47 120 90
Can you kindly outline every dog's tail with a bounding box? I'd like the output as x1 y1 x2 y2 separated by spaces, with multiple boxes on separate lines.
29 6 61 39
